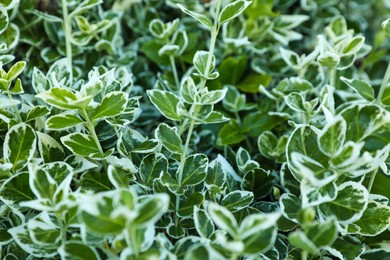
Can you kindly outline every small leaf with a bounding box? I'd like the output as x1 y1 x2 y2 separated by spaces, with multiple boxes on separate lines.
180 154 208 186
178 192 204 217
36 88 91 110
340 77 375 102
155 123 182 154
194 206 215 238
59 242 99 260
219 0 252 26
46 112 84 130
381 85 390 105
177 4 212 28
26 106 50 121
147 89 183 121
208 202 238 238
193 50 215 77
90 91 128 121
139 153 168 187
60 133 100 157
7 61 26 81
0 172 34 206
133 194 169 227
221 190 254 212
319 182 368 224
318 117 347 156
342 36 365 55
4 123 36 171
350 201 390 236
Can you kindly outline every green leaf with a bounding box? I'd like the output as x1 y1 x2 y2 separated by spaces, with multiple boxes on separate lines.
349 201 390 236
342 36 365 55
221 190 254 212
219 0 252 26
318 117 347 156
4 123 36 171
0 8 9 34
7 61 26 81
208 202 238 238
193 50 215 77
219 55 247 85
36 88 92 110
340 77 375 102
90 91 128 121
217 121 244 145
8 224 58 258
200 88 227 105
180 77 198 103
280 193 301 223
178 192 204 217
79 191 128 235
381 85 390 105
60 133 100 157
194 206 215 238
0 172 34 206
180 154 208 186
147 89 183 121
26 105 50 121
239 213 280 254
304 218 338 248
241 168 275 199
46 112 84 130
59 242 99 260
155 123 182 154
139 153 168 187
177 4 212 28
107 165 130 189
276 77 314 93
133 194 169 227
237 74 271 93
288 230 319 254
319 182 368 224
29 167 57 201
37 132 65 163
8 78 23 94
284 92 306 113
242 112 287 137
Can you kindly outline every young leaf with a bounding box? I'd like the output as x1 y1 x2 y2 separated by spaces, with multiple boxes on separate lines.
180 154 208 186
3 123 36 171
90 91 128 121
221 190 254 212
7 61 26 81
193 50 215 77
60 133 100 157
46 112 84 130
340 77 375 102
319 182 368 224
147 89 183 121
208 202 238 238
155 123 182 154
177 4 212 28
36 88 92 110
218 0 252 26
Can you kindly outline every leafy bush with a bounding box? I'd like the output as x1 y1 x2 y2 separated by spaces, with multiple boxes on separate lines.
1 0 390 259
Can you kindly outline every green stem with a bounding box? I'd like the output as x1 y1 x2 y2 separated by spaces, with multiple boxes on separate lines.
82 109 104 156
302 250 308 260
61 0 73 83
376 62 390 103
367 169 378 193
55 212 67 244
170 55 180 90
7 93 22 122
329 67 336 87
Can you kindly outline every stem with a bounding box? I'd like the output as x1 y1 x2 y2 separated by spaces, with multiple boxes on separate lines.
7 93 22 122
367 169 378 193
302 251 308 260
376 62 390 103
170 55 180 90
55 212 67 244
175 120 196 227
61 0 73 83
329 67 336 87
80 110 107 169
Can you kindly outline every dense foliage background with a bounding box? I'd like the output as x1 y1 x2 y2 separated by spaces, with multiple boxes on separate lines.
1 0 390 259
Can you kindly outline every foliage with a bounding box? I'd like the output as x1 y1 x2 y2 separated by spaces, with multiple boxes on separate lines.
0 0 390 259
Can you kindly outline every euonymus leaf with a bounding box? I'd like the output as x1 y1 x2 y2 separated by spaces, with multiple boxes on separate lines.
60 133 100 157
193 50 215 77
208 202 238 238
221 190 254 212
36 88 91 110
319 182 368 224
0 172 34 206
133 194 169 227
147 89 183 121
180 154 208 186
177 4 212 28
90 91 128 121
4 123 36 171
349 201 390 236
26 105 50 122
139 153 168 187
46 112 84 130
7 61 26 81
219 0 252 26
305 218 338 248
280 193 301 223
58 242 99 260
340 77 375 102
381 85 390 105
318 117 347 156
194 206 215 238
155 123 182 154
288 230 319 254
178 192 204 217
